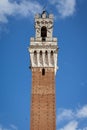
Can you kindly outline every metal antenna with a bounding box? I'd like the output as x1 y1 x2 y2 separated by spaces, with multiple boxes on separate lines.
41 0 48 12
42 3 47 11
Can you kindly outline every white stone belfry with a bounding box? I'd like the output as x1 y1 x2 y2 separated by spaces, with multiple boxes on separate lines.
29 11 58 74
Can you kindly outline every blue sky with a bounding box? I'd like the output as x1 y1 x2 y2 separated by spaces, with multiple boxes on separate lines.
0 0 87 130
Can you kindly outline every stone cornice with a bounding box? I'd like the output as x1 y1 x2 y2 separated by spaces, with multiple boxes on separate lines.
29 45 58 50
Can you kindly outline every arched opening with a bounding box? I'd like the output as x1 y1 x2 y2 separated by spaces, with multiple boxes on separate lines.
45 51 48 65
33 51 37 64
51 51 53 56
45 51 48 55
40 51 42 56
39 51 43 65
34 51 37 55
42 68 45 76
50 51 54 65
41 26 47 41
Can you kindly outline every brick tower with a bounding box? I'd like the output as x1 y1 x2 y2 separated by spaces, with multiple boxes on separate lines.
29 11 58 130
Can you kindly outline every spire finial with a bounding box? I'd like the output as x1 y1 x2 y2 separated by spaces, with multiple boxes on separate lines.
42 2 48 12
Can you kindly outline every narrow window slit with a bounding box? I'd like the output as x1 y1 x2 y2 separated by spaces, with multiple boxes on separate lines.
42 68 45 76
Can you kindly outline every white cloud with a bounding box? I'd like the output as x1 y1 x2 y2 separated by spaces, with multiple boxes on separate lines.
57 104 87 130
0 0 42 23
0 0 78 24
0 126 2 130
57 109 74 123
57 0 76 18
57 105 87 123
82 127 87 130
0 124 17 130
49 0 76 18
59 121 78 130
10 124 17 130
76 105 87 118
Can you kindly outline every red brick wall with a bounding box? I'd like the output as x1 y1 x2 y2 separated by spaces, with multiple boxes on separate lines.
30 68 56 130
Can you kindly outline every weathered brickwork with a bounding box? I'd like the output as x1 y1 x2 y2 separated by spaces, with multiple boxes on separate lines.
30 68 56 130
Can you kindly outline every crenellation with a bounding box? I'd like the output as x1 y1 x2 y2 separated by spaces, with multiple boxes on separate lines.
49 14 54 19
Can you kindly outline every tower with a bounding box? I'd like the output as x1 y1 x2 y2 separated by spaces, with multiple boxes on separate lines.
29 11 58 130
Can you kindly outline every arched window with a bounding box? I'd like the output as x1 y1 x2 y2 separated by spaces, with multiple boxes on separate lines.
51 51 53 56
45 51 48 65
34 51 37 55
50 51 54 65
42 68 45 76
39 51 43 65
45 51 48 55
33 51 37 64
41 26 47 41
40 51 42 56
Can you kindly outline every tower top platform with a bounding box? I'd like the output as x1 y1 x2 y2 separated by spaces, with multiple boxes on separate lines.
35 10 54 19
